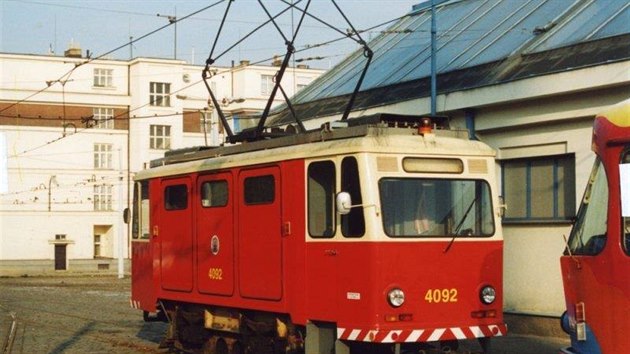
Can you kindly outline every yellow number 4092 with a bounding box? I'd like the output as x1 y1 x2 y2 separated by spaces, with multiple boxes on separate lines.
424 288 458 303
208 268 223 280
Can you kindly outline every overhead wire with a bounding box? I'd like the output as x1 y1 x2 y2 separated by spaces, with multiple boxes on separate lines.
6 2 415 158
0 0 226 116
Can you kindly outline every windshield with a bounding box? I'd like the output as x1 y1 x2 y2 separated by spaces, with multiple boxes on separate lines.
379 178 495 237
567 158 608 255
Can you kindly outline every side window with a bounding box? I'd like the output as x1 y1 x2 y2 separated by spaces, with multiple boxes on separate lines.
140 181 150 238
308 161 336 238
568 159 608 255
201 180 228 207
341 156 365 237
244 175 275 205
132 181 150 239
164 184 188 210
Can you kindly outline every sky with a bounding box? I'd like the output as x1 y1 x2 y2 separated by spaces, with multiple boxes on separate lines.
1 0 421 69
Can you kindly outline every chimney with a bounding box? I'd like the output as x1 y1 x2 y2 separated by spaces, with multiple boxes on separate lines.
297 64 309 69
272 55 282 67
64 42 82 58
239 60 250 67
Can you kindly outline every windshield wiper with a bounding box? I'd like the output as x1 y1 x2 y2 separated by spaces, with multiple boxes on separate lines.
443 198 477 253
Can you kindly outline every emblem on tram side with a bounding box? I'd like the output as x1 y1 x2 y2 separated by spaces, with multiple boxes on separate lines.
211 235 220 255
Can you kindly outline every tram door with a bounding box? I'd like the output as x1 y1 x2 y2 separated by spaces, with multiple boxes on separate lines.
197 173 234 296
159 177 193 292
238 167 283 301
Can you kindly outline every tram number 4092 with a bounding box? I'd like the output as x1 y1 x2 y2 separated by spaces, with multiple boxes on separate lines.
424 288 458 303
208 268 223 280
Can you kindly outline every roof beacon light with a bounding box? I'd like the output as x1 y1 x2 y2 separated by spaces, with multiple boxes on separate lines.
419 117 433 135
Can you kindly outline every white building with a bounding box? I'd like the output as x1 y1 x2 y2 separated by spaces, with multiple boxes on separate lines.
0 51 323 275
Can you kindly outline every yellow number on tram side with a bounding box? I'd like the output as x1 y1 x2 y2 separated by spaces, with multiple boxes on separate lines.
208 268 223 280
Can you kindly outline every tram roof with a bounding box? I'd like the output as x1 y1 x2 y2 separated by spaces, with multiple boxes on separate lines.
598 98 630 128
267 0 630 126
136 122 495 180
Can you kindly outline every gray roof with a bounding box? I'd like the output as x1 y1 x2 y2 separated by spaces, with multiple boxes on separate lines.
269 0 630 126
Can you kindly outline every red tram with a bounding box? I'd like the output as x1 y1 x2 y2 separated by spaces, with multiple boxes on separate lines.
560 99 630 353
130 115 506 353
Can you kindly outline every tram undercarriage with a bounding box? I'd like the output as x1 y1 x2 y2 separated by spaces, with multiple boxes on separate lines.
152 302 492 354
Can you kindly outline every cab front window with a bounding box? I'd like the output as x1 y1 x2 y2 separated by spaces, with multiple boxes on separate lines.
379 178 494 237
567 158 608 255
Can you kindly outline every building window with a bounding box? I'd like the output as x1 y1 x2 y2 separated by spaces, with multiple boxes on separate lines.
200 111 212 134
93 68 113 87
150 125 171 150
94 184 113 211
94 235 102 258
93 107 114 129
150 82 171 107
502 155 575 222
261 74 274 96
94 143 112 169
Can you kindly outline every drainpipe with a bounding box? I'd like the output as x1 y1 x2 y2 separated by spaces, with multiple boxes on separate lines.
430 0 437 116
464 108 477 140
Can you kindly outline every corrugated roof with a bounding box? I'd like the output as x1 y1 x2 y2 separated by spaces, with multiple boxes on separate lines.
269 0 630 126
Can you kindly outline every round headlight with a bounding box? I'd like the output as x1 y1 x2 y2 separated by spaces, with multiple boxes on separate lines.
387 288 405 308
480 286 496 304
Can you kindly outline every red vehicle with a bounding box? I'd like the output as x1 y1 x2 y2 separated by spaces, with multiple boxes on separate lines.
560 99 630 353
130 114 506 353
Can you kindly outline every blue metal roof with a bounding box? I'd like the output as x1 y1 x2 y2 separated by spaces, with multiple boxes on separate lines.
289 0 630 105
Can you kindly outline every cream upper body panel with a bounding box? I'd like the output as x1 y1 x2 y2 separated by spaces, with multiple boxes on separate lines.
135 127 495 181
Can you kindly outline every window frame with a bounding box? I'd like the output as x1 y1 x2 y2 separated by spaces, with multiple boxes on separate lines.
200 180 229 208
379 177 496 238
149 82 171 107
307 160 336 238
94 143 113 169
164 184 188 211
93 68 113 88
149 124 171 150
243 175 275 205
341 156 365 238
261 74 274 96
501 154 576 223
94 184 113 211
92 107 114 129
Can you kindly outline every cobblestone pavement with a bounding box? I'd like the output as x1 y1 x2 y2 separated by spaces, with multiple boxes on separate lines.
0 275 167 354
0 276 569 354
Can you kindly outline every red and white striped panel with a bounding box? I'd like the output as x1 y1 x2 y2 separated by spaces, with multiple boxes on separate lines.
130 298 141 309
337 324 507 343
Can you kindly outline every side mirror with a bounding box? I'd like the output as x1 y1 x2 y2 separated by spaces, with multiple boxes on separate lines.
336 192 352 215
123 208 130 224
